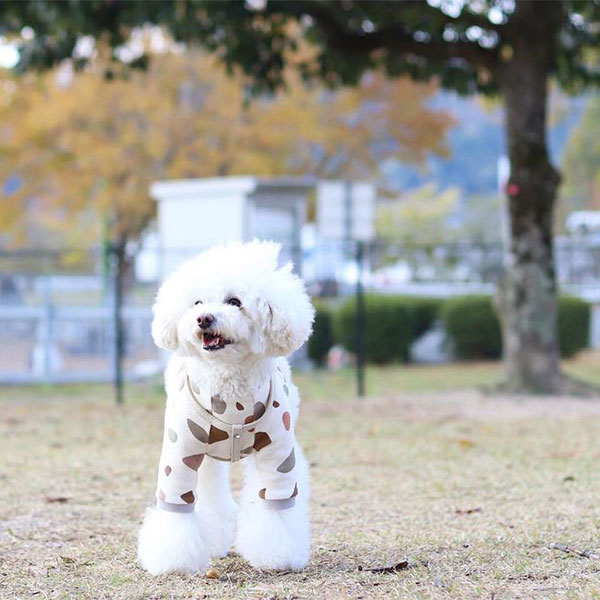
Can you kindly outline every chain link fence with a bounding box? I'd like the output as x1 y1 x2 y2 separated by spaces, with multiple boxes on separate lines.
1 238 598 390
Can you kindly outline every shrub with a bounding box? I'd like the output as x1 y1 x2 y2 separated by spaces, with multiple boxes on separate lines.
400 296 445 340
441 294 590 360
333 294 414 364
441 296 502 359
307 302 335 367
558 296 590 358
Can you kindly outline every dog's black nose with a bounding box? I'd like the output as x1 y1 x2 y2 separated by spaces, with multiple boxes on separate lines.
197 313 215 329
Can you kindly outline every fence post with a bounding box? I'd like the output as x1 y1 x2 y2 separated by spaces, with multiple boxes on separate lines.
41 273 54 384
109 243 124 405
355 240 366 398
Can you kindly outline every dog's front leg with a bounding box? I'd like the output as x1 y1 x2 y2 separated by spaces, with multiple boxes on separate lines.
138 407 212 575
236 443 311 571
195 457 238 558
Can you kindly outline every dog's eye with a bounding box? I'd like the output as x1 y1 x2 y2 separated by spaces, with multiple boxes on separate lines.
194 300 203 306
226 297 242 308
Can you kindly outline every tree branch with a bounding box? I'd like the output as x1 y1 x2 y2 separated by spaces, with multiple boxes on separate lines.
304 4 500 70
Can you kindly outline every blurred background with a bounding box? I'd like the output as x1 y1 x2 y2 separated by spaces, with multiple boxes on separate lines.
0 2 598 397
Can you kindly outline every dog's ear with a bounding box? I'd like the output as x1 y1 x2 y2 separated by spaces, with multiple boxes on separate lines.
151 282 180 351
261 264 314 357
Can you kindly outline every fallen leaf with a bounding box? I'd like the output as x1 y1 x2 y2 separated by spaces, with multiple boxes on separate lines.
455 507 482 515
457 438 475 448
205 567 219 579
358 561 411 573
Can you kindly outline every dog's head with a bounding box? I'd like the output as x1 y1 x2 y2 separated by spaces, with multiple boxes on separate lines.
151 240 314 361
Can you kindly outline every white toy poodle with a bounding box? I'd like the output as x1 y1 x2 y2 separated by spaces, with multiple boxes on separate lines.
138 240 314 575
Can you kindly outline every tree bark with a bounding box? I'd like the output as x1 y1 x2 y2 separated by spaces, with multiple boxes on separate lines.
495 3 564 394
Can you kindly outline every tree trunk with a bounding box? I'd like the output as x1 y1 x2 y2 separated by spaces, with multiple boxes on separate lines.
495 4 564 393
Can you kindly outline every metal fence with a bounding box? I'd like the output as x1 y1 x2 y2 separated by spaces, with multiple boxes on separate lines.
1 238 599 392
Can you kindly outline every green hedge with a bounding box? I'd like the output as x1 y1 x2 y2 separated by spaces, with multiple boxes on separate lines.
307 302 335 367
332 295 443 364
441 296 502 359
401 296 445 340
558 296 590 358
441 295 590 360
309 293 590 365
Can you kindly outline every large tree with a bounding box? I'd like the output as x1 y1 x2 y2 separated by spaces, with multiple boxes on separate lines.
1 0 599 393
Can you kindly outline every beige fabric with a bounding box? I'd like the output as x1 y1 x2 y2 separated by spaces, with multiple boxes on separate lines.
155 366 298 512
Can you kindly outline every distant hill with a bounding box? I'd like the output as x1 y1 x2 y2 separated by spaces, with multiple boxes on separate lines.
382 91 586 196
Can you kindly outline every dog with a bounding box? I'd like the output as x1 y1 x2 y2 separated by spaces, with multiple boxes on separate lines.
137 240 315 574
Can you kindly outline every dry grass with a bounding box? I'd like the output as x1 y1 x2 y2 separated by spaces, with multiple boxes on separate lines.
2 359 600 599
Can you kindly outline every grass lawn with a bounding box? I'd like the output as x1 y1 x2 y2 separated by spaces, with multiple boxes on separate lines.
1 355 600 599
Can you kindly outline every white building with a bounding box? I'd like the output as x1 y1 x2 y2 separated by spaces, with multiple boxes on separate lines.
149 176 315 277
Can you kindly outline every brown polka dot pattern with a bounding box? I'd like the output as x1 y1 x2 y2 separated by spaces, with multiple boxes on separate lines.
244 415 254 425
253 401 266 420
282 411 291 431
182 453 205 471
167 428 178 443
164 465 172 476
208 425 229 444
273 400 280 408
276 448 296 473
180 490 195 504
187 419 208 443
235 402 244 411
253 431 272 451
211 394 226 414
257 484 297 500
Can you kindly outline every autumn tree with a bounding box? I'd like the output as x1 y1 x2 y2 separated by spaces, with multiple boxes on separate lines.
0 44 451 249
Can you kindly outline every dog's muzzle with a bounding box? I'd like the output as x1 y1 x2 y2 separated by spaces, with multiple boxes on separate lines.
196 314 233 351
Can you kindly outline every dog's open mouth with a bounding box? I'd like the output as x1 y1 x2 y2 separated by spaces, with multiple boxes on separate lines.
201 332 232 351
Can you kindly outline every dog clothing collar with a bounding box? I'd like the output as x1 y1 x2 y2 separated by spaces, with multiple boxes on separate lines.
185 375 274 462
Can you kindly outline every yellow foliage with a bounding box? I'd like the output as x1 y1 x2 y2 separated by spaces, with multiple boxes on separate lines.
0 47 453 247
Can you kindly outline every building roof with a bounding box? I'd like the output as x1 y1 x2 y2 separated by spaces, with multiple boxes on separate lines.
150 175 316 202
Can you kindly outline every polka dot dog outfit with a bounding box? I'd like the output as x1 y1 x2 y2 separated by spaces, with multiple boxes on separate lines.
155 365 298 512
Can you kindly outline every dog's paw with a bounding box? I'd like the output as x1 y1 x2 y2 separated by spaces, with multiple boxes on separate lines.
235 502 310 571
204 507 237 558
137 507 210 575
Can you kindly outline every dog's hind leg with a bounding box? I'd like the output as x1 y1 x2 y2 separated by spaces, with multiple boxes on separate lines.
195 457 238 558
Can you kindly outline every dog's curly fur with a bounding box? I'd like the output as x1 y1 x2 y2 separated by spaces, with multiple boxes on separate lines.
138 240 314 574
